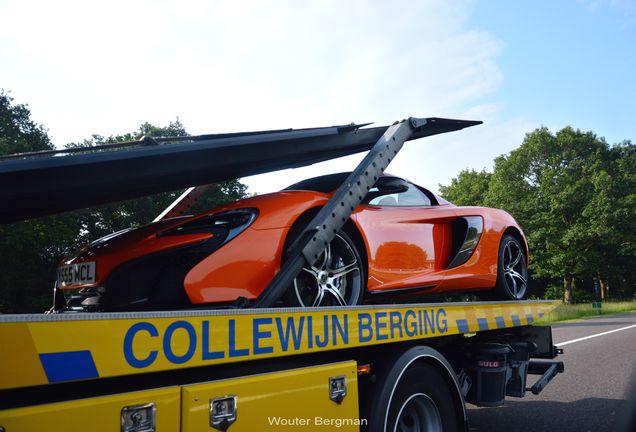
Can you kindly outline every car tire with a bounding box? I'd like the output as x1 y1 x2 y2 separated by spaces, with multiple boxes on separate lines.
494 234 528 300
285 230 365 307
371 363 460 432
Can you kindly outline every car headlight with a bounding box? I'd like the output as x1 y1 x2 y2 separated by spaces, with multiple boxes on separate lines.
159 208 258 246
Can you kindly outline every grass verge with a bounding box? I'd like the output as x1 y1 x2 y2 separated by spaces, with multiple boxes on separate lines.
537 301 636 324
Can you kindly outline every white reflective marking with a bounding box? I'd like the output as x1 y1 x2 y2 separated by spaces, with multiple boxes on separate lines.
556 323 636 347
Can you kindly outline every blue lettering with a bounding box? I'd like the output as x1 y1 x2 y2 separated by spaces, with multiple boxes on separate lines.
124 322 158 368
358 313 373 343
375 312 388 341
253 318 274 355
314 315 329 348
307 316 313 348
163 321 196 364
276 316 305 351
423 309 435 334
202 321 224 360
332 314 349 346
389 311 403 339
229 319 249 357
404 310 417 337
437 309 448 333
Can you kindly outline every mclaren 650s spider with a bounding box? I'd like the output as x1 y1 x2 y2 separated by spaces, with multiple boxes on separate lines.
56 172 529 311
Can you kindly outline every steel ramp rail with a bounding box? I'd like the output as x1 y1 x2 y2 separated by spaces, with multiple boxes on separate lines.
0 118 480 224
256 117 431 307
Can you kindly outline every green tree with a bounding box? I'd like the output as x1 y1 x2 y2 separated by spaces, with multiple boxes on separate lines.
585 141 636 299
0 91 69 311
438 169 491 206
0 89 52 155
484 126 618 303
64 119 249 244
0 93 248 312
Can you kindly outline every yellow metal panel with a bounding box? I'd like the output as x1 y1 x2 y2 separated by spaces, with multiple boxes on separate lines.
0 323 47 389
0 301 559 390
0 386 180 432
182 361 361 432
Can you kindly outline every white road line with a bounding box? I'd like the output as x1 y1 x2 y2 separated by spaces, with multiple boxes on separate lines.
555 323 636 347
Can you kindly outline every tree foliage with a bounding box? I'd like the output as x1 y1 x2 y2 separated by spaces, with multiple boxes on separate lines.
64 119 249 243
0 91 66 311
438 169 491 206
0 92 248 312
440 127 635 302
0 90 52 155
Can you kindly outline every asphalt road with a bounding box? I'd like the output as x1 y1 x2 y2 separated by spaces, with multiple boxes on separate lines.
467 311 636 432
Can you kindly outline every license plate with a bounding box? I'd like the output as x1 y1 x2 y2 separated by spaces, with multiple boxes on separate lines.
58 262 96 287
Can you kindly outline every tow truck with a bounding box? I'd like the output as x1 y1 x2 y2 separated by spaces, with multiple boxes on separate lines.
0 117 563 431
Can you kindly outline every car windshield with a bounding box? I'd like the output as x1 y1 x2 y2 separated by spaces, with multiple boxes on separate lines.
284 172 438 206
283 172 351 193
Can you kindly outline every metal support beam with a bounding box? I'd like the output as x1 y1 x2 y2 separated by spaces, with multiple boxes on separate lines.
527 360 565 395
254 117 422 307
153 185 212 222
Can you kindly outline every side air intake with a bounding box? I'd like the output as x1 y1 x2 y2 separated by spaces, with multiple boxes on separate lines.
448 216 483 269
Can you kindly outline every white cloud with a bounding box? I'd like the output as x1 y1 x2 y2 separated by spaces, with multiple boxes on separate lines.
610 0 636 23
1 0 516 195
375 103 535 195
242 111 534 196
580 0 636 24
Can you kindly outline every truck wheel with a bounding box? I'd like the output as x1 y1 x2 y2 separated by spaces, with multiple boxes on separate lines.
371 363 459 432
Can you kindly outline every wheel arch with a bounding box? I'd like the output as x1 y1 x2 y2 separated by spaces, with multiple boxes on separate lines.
284 206 369 274
502 226 529 264
369 345 467 432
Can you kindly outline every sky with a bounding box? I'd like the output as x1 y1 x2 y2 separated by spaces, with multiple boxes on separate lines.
1 0 635 195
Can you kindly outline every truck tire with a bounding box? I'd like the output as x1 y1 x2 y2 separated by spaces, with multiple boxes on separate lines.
369 360 460 432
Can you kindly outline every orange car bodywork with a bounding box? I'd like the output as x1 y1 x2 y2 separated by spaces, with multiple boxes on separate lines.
61 186 527 305
355 204 524 294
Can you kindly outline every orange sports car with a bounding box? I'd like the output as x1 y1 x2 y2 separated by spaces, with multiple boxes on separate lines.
56 172 528 311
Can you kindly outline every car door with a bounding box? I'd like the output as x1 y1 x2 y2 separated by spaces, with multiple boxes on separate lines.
353 177 457 294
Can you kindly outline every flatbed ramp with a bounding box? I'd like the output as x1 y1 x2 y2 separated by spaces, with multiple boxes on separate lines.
0 118 479 224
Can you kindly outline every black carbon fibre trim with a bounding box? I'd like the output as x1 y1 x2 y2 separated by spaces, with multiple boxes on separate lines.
447 216 483 269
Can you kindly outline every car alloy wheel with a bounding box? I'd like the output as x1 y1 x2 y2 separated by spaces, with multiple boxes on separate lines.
292 232 363 307
497 235 528 300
